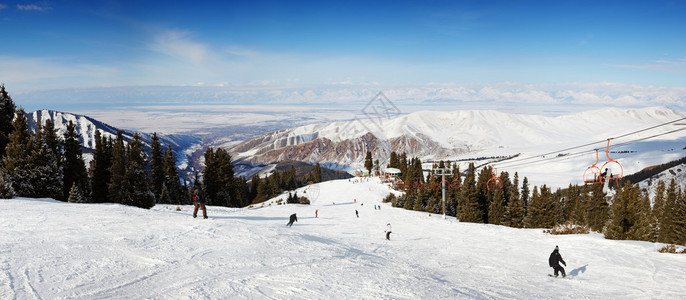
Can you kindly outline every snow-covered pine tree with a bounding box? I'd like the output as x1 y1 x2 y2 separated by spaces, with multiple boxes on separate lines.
108 130 130 205
62 120 89 201
90 130 112 203
67 182 87 203
0 84 16 158
159 182 171 204
126 133 155 209
1 108 35 196
150 133 165 201
0 173 14 199
32 119 63 200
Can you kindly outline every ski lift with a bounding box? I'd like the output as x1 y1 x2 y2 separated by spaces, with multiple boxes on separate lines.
600 138 623 186
583 149 602 184
444 178 460 189
486 166 502 191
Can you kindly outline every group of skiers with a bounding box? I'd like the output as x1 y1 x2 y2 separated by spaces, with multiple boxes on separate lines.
193 187 565 276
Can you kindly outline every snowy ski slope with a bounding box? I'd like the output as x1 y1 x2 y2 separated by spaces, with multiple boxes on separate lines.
2 178 685 299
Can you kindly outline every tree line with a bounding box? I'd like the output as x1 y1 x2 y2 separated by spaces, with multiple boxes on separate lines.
387 150 686 246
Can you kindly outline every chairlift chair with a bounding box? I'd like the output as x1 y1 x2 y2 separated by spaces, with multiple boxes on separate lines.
486 166 502 191
583 149 603 184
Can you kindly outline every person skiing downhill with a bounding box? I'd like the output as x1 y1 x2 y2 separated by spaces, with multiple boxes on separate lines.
287 213 298 227
385 223 392 240
549 245 567 277
192 188 208 219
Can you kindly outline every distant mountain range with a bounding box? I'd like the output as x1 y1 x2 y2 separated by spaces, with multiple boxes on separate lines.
27 110 202 177
25 107 686 192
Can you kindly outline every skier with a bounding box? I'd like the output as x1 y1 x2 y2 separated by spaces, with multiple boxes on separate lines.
287 213 298 227
385 223 392 240
315 209 318 218
192 188 208 219
355 209 359 218
549 245 567 277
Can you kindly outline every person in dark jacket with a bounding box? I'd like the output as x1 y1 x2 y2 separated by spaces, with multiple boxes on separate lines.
192 188 208 219
287 213 298 227
549 245 566 277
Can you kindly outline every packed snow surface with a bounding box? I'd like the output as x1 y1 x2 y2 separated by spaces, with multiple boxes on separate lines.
2 178 685 299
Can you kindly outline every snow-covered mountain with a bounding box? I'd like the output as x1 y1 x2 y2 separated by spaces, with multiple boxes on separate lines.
230 107 686 188
27 110 202 173
3 178 685 298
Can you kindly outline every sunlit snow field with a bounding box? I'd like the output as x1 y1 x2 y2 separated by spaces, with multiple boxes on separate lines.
2 177 685 299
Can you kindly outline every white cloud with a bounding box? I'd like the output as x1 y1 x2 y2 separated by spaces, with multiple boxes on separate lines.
0 4 8 10
148 30 208 64
610 58 686 74
17 3 51 11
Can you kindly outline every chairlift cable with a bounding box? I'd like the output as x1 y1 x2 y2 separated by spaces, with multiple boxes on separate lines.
493 117 686 169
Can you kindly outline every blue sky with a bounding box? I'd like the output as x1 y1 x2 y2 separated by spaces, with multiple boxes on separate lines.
1 0 685 112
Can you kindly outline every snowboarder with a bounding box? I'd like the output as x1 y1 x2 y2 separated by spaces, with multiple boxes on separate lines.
287 213 298 227
385 223 392 240
549 245 567 277
192 188 208 219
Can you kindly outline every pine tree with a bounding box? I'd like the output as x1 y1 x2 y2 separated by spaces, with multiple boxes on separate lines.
67 182 87 203
564 184 584 224
90 131 112 203
650 180 667 242
521 177 530 215
364 151 373 174
108 131 130 204
250 174 260 201
62 120 89 201
524 186 542 228
671 187 686 245
1 108 34 196
313 162 322 183
585 183 609 232
202 147 235 207
388 151 399 168
149 133 165 201
628 189 652 241
459 163 481 223
658 179 677 243
33 119 62 199
126 133 155 209
505 172 524 228
159 145 180 204
489 188 506 225
0 84 16 158
475 166 491 223
0 173 14 199
605 182 631 240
